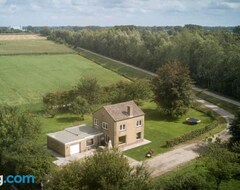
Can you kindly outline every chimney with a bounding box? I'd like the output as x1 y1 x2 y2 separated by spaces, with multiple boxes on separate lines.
127 106 133 117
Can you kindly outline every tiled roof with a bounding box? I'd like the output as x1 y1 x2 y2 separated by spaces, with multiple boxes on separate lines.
103 100 144 121
47 125 103 144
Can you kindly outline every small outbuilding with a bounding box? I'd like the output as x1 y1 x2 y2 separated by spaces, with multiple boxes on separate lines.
47 125 103 157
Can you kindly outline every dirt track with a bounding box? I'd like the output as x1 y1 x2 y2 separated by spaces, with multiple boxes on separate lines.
0 34 46 40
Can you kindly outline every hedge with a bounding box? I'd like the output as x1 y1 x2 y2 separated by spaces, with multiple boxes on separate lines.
165 102 226 147
166 121 219 147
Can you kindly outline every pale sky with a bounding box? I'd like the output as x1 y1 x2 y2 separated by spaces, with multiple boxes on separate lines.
0 0 239 26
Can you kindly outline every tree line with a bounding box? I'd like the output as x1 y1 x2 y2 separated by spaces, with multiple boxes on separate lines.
42 25 240 100
43 77 151 119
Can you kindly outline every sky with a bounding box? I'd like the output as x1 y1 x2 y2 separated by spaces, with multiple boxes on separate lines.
0 0 240 26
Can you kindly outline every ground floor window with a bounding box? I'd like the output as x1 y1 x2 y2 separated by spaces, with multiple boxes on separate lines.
119 136 126 144
136 132 141 139
105 134 110 143
86 138 94 146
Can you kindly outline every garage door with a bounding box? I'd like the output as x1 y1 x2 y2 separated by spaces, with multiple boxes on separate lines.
70 143 80 155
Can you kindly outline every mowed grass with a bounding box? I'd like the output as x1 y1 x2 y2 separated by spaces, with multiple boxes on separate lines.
124 101 214 161
0 54 128 105
77 48 151 80
0 39 74 55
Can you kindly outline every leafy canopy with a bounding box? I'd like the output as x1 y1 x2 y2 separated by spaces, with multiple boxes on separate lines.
152 61 194 118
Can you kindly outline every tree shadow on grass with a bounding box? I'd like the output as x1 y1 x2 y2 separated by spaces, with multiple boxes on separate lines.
142 108 177 122
56 116 81 123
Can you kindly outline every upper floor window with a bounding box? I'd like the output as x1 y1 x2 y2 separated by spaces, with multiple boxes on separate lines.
119 124 126 131
102 122 108 130
94 118 98 125
136 120 142 127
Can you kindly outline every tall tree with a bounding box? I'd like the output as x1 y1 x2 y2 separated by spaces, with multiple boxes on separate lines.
0 106 52 189
152 61 194 118
46 150 152 190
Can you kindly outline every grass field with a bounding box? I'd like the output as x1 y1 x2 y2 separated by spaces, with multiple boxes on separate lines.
0 54 128 105
0 39 74 55
77 48 151 80
123 101 214 160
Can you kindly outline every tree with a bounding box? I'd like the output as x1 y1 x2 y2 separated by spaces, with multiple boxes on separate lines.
230 110 240 143
40 27 51 36
76 77 102 105
46 149 152 190
155 171 210 190
125 79 152 104
0 106 52 189
152 61 194 118
201 143 240 190
70 96 91 120
233 26 240 35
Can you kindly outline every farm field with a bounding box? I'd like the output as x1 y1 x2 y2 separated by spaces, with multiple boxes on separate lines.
0 34 46 40
0 39 74 55
124 101 214 161
0 54 128 105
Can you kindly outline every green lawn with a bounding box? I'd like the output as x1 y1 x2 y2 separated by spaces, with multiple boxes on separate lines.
124 102 214 160
0 39 74 55
0 54 128 105
77 48 151 80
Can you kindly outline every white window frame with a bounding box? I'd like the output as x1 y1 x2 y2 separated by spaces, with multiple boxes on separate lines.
119 124 126 131
136 120 142 127
102 122 108 130
94 118 98 125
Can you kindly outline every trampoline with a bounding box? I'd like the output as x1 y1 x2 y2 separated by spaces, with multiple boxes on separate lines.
186 117 201 125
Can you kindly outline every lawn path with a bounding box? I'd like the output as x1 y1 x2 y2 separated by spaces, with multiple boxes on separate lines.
128 98 234 177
